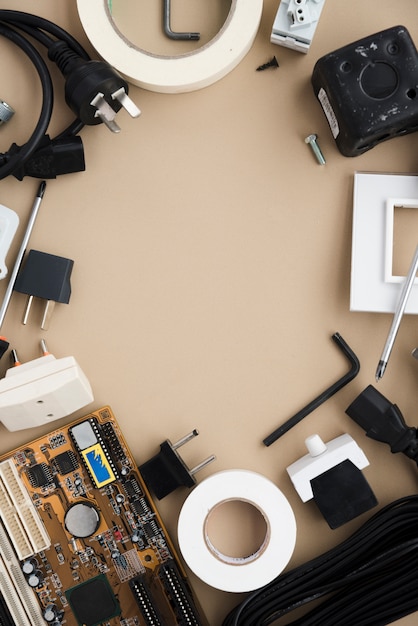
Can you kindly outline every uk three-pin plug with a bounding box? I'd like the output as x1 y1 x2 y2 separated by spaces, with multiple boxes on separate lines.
14 249 73 330
0 340 94 431
139 430 216 499
48 41 140 133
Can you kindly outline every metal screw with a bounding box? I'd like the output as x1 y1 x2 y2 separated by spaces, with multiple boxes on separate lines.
256 56 279 71
0 100 14 125
305 133 326 165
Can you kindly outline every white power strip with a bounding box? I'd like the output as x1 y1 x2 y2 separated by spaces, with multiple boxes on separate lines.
0 347 94 431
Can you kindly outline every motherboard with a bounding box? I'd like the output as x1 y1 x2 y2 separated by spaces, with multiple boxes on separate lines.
0 406 208 626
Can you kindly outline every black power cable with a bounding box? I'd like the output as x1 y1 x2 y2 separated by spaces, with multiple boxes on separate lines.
0 10 139 181
223 495 418 626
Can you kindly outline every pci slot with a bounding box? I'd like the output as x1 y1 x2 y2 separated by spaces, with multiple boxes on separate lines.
159 560 204 626
129 575 164 626
0 460 50 560
0 520 45 625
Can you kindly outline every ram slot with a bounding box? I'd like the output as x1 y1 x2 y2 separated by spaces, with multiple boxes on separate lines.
0 589 15 626
0 460 50 560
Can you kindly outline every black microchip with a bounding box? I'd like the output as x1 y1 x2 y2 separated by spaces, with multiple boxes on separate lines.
66 575 120 626
53 450 79 475
26 463 52 488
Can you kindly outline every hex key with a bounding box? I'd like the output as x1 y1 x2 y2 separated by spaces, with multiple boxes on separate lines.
263 332 360 446
163 0 200 40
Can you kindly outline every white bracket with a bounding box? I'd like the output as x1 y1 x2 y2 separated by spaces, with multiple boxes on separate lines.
351 172 418 313
271 0 326 53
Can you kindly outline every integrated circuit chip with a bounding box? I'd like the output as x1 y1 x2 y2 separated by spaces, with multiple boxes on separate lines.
53 450 79 475
26 462 53 488
66 575 120 626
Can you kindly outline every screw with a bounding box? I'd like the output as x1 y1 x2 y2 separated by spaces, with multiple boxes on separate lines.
0 100 14 125
256 56 279 71
304 133 326 165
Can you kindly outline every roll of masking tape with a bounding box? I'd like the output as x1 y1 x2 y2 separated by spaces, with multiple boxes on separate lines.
177 469 297 593
77 0 263 93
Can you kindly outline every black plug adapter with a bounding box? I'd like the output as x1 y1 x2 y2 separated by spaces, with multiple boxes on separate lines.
311 25 418 156
48 41 140 132
346 385 418 461
138 430 216 500
14 249 74 330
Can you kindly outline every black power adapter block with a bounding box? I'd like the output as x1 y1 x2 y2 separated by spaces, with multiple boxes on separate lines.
14 249 74 330
311 25 418 156
311 459 378 529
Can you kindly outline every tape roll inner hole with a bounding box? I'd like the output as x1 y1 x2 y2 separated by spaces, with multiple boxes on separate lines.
109 0 232 57
204 499 270 565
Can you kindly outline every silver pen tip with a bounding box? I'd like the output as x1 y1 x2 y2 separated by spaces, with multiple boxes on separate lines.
375 360 386 382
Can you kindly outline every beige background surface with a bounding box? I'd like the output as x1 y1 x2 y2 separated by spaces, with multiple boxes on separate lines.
0 1 418 624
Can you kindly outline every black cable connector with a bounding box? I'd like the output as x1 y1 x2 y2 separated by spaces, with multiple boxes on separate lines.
346 384 418 463
14 249 74 330
138 430 215 500
10 135 85 180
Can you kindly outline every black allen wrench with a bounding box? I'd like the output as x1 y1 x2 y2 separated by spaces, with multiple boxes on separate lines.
263 333 360 446
163 0 200 41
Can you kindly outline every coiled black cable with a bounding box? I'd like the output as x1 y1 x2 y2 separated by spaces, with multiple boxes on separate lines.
223 495 418 626
0 10 89 180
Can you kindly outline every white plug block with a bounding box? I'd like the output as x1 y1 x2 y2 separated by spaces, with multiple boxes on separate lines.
286 433 370 502
271 0 326 53
0 203 19 279
0 353 94 431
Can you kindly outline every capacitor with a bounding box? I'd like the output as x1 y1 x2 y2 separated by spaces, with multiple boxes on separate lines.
22 558 37 575
43 604 59 622
115 493 125 503
28 570 43 587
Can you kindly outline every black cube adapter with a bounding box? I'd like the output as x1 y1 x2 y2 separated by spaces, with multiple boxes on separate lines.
311 25 418 156
310 459 377 529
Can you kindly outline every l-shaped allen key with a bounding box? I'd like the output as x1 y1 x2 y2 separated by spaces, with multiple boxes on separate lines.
263 332 360 446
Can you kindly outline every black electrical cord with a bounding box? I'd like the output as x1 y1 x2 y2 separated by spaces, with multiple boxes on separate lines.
223 495 418 626
0 10 90 180
0 10 138 181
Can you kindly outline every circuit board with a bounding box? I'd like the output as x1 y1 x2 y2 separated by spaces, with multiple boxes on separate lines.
0 406 208 626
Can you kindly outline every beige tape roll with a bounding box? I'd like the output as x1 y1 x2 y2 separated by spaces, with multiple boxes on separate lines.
77 0 263 93
177 469 297 593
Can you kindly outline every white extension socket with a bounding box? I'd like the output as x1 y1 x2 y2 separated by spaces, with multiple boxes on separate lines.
0 350 94 431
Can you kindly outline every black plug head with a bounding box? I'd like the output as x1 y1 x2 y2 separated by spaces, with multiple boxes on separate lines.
138 430 215 500
346 385 418 458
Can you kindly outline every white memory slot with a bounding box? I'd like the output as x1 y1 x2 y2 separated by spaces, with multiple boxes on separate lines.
0 460 50 559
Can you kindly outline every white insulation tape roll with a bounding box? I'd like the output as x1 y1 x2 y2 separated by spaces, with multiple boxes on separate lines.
76 0 263 93
177 469 297 593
